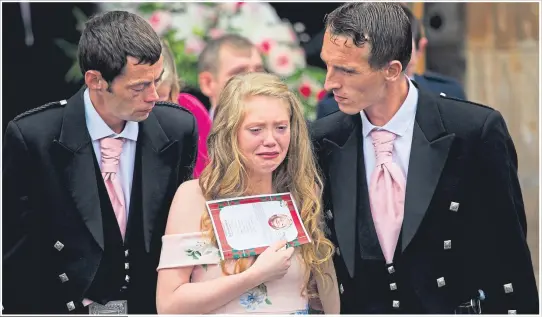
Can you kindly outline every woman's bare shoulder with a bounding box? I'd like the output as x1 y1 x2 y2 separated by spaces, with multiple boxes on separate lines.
177 179 204 195
166 179 207 234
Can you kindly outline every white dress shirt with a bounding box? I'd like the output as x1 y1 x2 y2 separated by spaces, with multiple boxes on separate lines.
83 88 138 216
360 78 419 186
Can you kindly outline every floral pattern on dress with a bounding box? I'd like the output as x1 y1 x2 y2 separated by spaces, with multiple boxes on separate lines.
292 307 309 314
239 283 272 311
184 240 220 271
185 240 216 260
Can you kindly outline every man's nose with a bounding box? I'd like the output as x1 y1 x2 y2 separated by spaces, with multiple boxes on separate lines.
324 70 341 92
145 85 159 103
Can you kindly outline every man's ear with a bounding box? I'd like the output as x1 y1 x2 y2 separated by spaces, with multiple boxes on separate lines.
84 70 107 90
384 60 403 82
198 71 215 98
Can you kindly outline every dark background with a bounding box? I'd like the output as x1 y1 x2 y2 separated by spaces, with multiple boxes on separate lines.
3 3 97 132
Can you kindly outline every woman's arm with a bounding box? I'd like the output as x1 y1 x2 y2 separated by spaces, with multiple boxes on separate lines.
156 180 263 314
314 259 340 314
157 265 263 314
156 180 294 314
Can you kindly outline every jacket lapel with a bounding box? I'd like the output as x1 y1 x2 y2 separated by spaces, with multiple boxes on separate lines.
139 112 179 252
402 87 455 252
52 87 105 250
323 113 360 278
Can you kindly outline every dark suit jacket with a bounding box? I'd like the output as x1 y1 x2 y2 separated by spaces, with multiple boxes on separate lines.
2 87 198 314
316 73 467 119
310 86 538 314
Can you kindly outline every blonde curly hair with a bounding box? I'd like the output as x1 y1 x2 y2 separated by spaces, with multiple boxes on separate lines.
198 72 334 298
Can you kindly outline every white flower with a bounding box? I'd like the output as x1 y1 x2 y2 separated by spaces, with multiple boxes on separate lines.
291 47 306 68
227 3 281 36
147 10 172 36
267 23 298 44
238 2 281 25
241 23 298 50
267 45 298 77
169 16 203 41
218 2 242 15
169 4 213 41
228 13 258 33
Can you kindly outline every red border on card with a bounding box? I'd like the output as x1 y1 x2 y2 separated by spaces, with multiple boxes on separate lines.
207 193 309 259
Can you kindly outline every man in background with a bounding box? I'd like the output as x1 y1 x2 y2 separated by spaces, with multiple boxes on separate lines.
316 4 466 119
198 34 265 119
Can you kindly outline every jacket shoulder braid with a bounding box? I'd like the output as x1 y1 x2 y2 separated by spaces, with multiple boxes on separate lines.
439 95 494 111
155 101 192 114
13 101 65 121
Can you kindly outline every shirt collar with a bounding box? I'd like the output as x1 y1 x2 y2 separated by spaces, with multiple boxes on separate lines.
360 77 418 138
84 88 139 142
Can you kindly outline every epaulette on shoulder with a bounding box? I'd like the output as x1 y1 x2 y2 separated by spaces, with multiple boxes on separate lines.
438 93 493 110
13 100 66 121
155 101 192 114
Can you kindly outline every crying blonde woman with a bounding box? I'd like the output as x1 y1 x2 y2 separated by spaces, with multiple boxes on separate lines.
156 72 339 314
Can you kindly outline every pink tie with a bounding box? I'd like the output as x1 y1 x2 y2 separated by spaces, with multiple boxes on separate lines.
368 130 406 264
100 137 127 240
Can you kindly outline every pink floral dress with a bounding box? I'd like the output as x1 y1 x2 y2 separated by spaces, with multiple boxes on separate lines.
158 232 309 314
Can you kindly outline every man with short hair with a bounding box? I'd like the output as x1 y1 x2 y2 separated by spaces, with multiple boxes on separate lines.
198 34 265 119
316 4 467 119
311 2 538 314
2 11 198 314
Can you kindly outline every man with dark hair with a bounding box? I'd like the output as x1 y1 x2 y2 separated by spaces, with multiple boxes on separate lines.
311 2 537 314
316 4 467 119
2 11 198 314
197 34 265 119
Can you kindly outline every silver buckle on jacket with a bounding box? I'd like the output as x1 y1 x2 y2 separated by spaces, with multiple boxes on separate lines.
88 300 127 315
454 290 485 314
454 298 482 314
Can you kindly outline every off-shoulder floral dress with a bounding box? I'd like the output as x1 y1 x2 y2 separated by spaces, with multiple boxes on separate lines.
157 232 309 314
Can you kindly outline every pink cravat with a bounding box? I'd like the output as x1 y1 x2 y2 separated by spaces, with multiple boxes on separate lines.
368 130 406 264
100 137 127 240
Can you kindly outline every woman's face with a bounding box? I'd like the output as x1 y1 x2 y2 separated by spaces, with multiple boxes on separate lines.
237 95 291 176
